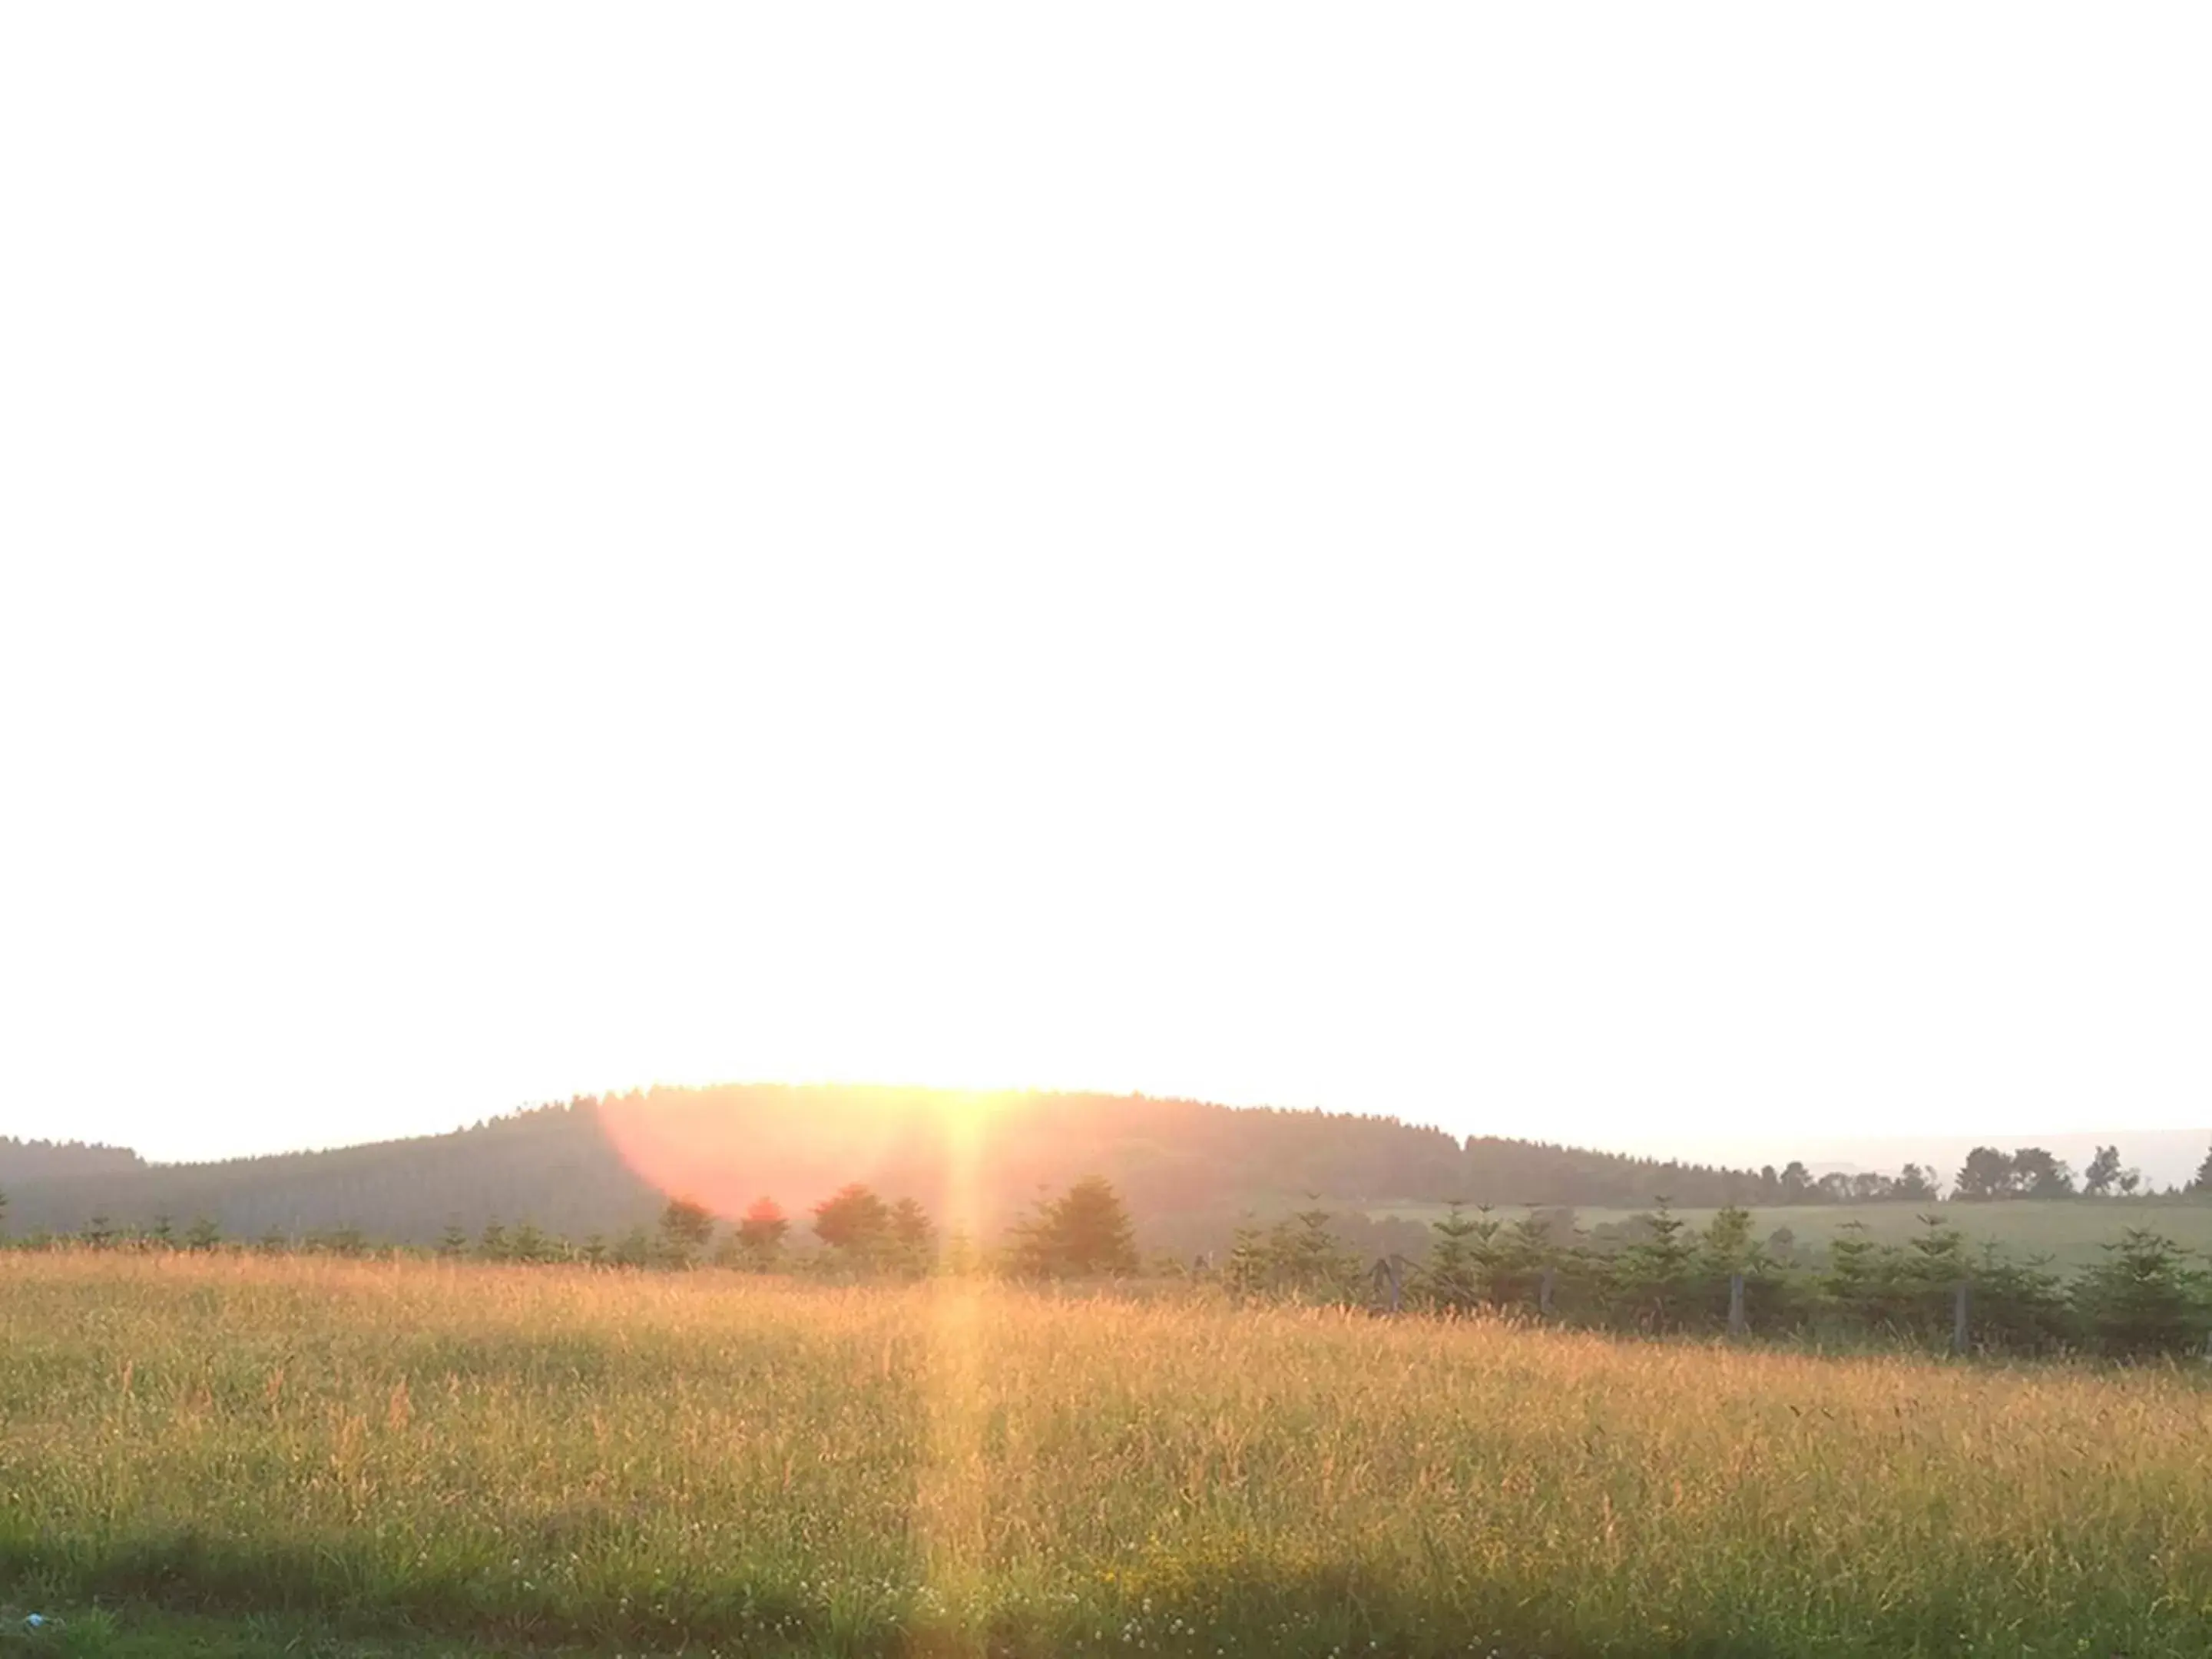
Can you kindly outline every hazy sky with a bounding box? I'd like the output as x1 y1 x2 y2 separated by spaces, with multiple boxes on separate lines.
3 9 2207 1164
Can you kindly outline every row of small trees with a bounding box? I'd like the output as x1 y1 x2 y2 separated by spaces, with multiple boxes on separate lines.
629 1177 1144 1278
11 1179 2210 1359
0 1177 1145 1283
1317 1200 2212 1359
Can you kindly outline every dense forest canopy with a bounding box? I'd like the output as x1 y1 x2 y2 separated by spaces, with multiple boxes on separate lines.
0 1137 144 1181
1 1088 2197 1253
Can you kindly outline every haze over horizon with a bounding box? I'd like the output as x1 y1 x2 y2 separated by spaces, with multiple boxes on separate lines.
4 10 2207 1168
21 1084 2212 1198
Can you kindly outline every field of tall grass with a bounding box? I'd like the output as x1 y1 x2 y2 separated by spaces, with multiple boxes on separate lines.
2 1251 2210 1657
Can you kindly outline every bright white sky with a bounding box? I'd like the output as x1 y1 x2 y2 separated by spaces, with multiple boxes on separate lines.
2 8 2207 1166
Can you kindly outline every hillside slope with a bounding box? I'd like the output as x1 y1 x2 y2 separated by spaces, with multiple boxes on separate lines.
0 1085 1772 1249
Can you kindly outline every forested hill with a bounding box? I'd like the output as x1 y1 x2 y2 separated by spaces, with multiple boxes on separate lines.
0 1137 144 1181
0 1086 1773 1248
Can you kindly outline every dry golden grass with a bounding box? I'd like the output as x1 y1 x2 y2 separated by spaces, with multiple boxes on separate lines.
2 1250 2209 1655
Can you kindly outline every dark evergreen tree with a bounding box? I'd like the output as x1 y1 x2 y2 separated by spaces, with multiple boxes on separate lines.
1266 1199 1361 1302
1012 1175 1140 1278
1222 1216 1271 1294
1968 1242 2071 1352
2071 1230 2210 1357
1416 1201 1487 1312
1886 1213 1971 1340
1492 1211 1557 1310
1822 1220 1885 1320
1618 1199 1700 1330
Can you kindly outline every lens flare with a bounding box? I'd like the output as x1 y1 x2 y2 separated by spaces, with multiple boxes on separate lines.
592 1084 1012 1227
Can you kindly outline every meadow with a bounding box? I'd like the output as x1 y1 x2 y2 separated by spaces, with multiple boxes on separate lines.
3 1253 2211 1657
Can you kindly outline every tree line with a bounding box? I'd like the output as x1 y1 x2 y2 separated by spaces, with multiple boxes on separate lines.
0 1174 1142 1282
32 1091 2212 1251
1945 1142 2210 1200
11 1173 2210 1361
0 1137 142 1178
1740 1140 2212 1205
5 1099 2208 1263
1217 1196 2212 1359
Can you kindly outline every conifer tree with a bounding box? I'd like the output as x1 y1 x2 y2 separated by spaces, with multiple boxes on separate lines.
1223 1217 1271 1294
1701 1205 1757 1273
1969 1240 2071 1352
1493 1210 1557 1310
1618 1198 1700 1330
1417 1201 1488 1312
1619 1203 1698 1336
1266 1199 1360 1303
1012 1176 1139 1278
1822 1218 1883 1311
2071 1229 2210 1356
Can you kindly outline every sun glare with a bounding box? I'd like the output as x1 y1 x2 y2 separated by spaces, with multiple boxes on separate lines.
594 1084 1014 1234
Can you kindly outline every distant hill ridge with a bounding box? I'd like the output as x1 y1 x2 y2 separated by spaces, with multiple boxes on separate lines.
0 1137 145 1181
0 1085 1773 1247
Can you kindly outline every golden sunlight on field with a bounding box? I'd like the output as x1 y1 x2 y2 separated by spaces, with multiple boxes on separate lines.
3 1251 2211 1655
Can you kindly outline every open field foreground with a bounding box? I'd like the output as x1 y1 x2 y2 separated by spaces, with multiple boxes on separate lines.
3 1255 2211 1657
